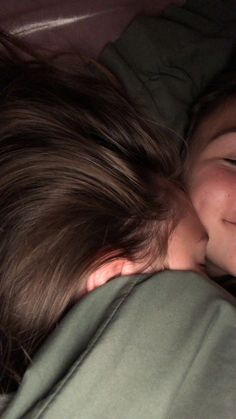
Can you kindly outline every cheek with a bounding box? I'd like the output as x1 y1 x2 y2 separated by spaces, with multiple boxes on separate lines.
188 167 235 222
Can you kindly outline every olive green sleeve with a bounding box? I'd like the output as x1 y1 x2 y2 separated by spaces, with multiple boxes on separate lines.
3 272 236 419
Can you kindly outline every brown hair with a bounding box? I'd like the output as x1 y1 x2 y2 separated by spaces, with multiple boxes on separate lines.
0 32 183 392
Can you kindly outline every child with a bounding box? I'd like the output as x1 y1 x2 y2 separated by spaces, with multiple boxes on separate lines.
0 32 207 398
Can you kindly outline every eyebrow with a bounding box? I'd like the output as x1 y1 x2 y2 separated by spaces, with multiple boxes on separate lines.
210 127 236 143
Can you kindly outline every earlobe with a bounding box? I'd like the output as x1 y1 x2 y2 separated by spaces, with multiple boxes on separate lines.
86 259 126 293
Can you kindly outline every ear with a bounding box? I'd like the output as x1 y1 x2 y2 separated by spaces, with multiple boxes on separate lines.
86 260 126 293
86 259 142 293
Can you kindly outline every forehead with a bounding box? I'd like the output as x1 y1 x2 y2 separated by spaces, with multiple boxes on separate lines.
192 95 236 149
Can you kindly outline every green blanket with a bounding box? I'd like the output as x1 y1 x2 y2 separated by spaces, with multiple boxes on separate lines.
100 0 236 140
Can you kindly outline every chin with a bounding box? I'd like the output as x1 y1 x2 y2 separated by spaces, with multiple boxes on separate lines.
226 266 236 277
206 259 229 278
220 259 236 277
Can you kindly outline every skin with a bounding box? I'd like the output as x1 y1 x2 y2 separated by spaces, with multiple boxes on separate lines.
86 204 208 293
186 95 236 276
166 206 208 276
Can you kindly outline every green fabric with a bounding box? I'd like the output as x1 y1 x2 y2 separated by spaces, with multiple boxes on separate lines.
100 0 236 140
3 271 236 419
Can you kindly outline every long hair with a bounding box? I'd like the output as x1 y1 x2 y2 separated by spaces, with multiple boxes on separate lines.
0 32 183 392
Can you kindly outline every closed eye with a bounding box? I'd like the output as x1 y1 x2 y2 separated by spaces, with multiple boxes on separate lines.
224 158 236 166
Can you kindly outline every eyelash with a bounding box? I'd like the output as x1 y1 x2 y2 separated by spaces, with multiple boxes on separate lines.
224 158 236 166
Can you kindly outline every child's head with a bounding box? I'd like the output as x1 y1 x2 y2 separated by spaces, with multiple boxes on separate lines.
185 71 236 276
0 32 207 391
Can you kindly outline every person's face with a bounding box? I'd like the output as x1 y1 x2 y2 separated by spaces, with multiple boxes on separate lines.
186 96 236 276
